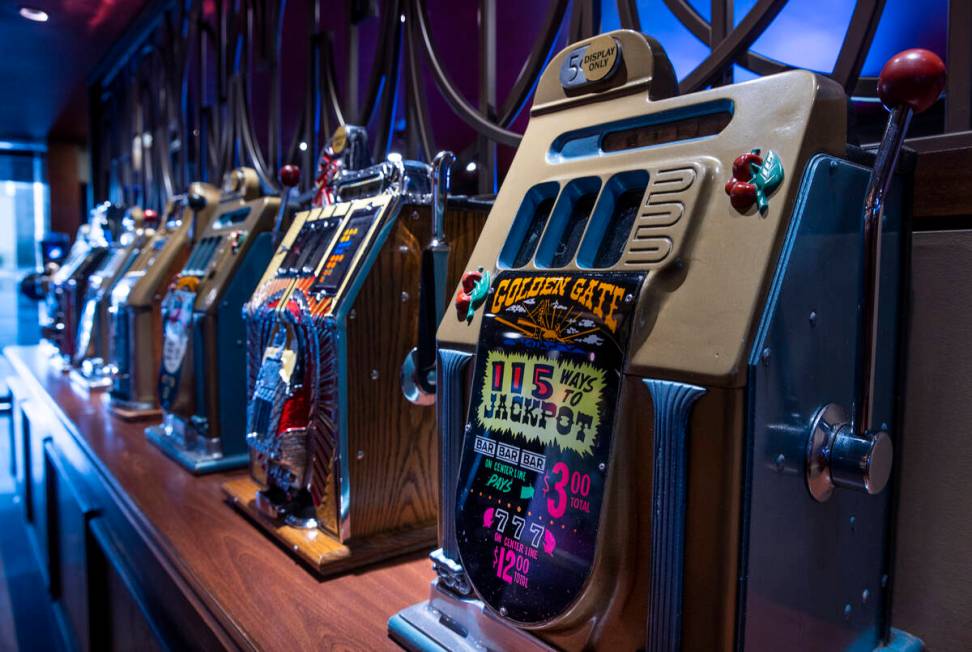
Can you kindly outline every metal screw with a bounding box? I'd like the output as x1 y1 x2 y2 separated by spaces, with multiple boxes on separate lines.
809 311 817 326
761 347 771 366
399 245 409 254
499 607 508 617
356 450 365 460
465 424 472 432
401 291 410 302
625 294 633 303
370 369 380 380
411 210 420 220
775 454 785 472
843 603 852 619
598 462 606 471
861 589 870 604
830 160 838 171
349 309 357 320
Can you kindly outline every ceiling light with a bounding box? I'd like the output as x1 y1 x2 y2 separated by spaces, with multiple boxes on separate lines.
19 6 49 22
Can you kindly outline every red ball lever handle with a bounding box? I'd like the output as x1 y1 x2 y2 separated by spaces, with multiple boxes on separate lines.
279 164 301 188
877 48 947 114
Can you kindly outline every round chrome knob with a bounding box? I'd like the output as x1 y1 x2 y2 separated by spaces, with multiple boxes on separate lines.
831 428 892 495
806 403 893 502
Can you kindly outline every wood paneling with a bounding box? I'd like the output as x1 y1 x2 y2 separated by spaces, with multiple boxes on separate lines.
894 231 972 651
5 344 433 650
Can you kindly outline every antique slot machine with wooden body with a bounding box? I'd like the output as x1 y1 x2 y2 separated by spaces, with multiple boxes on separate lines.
70 207 157 388
390 32 944 651
107 183 221 418
145 168 280 472
42 202 125 363
223 127 490 574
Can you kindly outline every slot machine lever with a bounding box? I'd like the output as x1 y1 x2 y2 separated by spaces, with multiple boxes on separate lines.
401 151 456 406
273 164 301 248
187 191 207 243
807 49 945 502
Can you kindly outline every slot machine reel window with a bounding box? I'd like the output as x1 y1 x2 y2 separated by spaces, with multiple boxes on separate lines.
213 206 251 229
498 182 560 269
534 177 602 269
550 100 732 160
577 170 649 269
313 206 379 295
277 218 340 278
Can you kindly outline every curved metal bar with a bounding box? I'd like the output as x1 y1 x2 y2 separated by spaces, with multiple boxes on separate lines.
235 77 279 192
404 0 432 160
497 0 568 127
678 0 790 93
662 0 789 78
830 0 885 93
322 32 346 128
372 0 404 161
413 0 521 147
357 0 400 125
616 0 640 31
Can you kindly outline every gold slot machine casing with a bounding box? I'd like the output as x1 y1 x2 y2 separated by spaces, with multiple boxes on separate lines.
388 30 888 652
108 183 221 417
146 169 281 473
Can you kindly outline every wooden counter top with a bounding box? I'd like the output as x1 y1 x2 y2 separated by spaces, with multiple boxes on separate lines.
4 344 431 650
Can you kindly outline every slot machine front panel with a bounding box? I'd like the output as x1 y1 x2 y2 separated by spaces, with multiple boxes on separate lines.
146 169 280 473
391 30 928 652
108 185 221 415
228 145 490 575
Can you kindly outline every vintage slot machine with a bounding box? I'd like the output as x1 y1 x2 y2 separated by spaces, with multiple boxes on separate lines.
42 202 126 363
223 126 490 574
107 183 221 418
145 168 280 472
70 207 157 388
390 32 944 651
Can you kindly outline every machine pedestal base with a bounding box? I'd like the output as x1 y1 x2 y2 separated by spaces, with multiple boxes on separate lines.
145 424 248 474
222 476 435 577
67 369 111 391
388 581 553 652
109 399 162 421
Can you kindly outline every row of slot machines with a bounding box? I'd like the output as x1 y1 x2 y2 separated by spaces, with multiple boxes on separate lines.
38 31 946 651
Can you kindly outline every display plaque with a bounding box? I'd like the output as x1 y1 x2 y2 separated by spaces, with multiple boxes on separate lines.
455 270 643 624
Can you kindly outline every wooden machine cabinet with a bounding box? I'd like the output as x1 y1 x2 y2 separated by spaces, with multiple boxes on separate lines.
145 168 281 473
390 32 945 651
224 135 489 576
107 184 221 419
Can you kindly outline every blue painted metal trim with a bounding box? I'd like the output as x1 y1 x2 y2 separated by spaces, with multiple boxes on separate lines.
748 154 830 366
387 614 450 652
144 425 249 474
437 349 473 563
879 628 923 651
644 378 705 652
